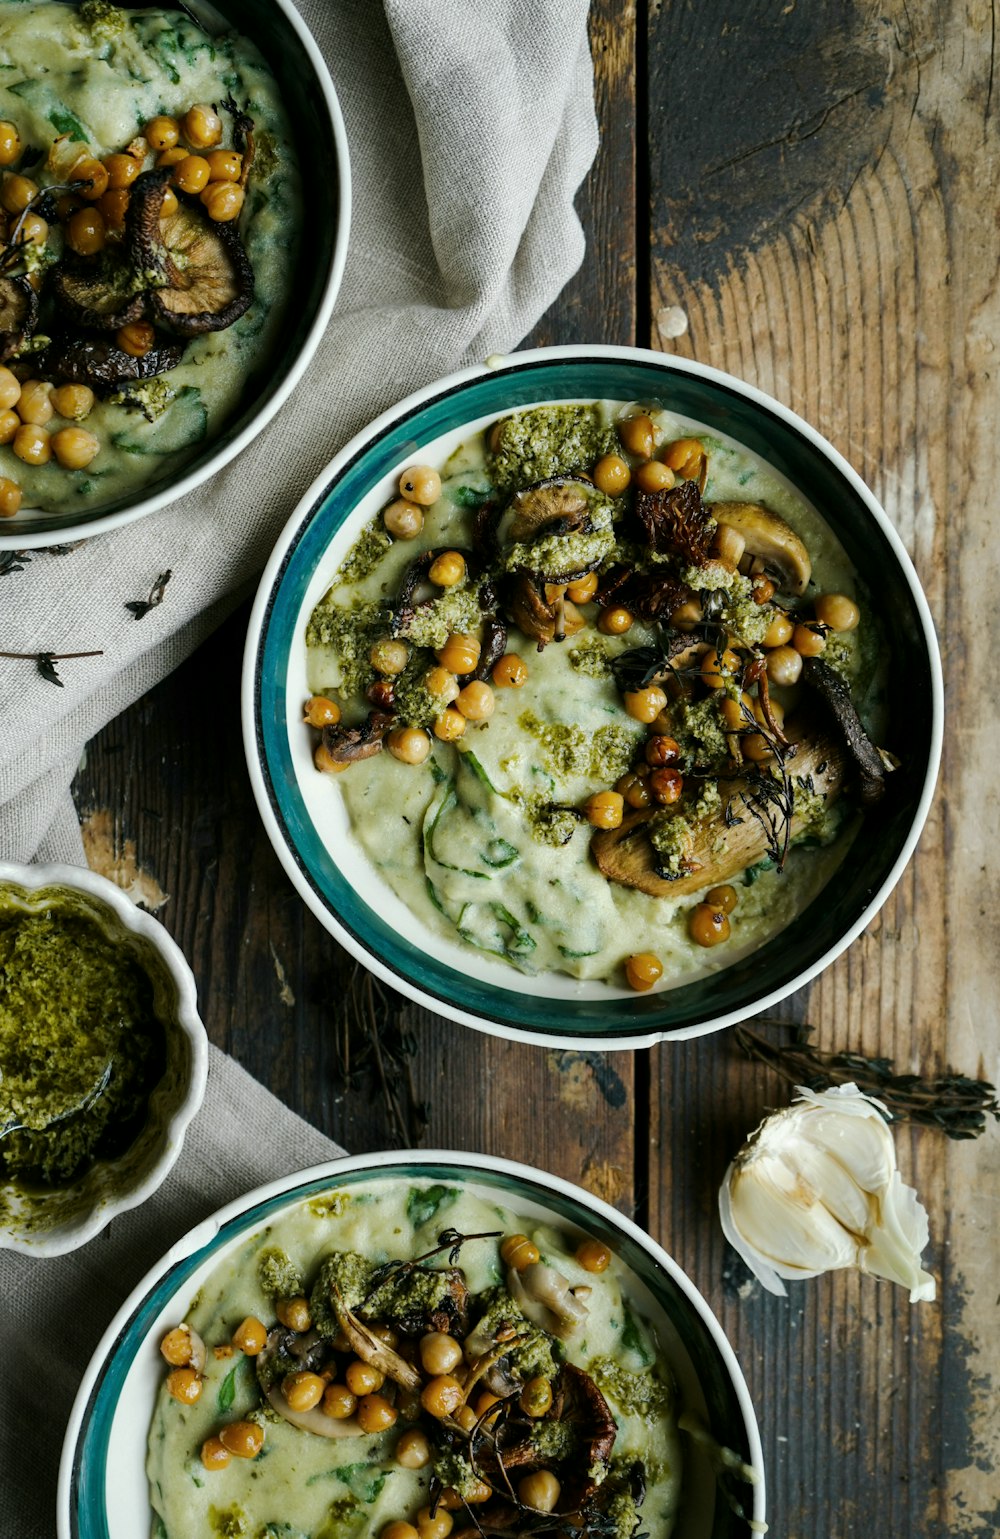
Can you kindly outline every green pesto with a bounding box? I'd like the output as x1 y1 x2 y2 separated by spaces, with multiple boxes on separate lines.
311 1249 458 1336
681 561 772 647
430 1445 482 1499
823 631 854 679
591 723 643 782
108 378 176 422
305 597 385 700
519 706 643 783
256 1246 304 1302
591 1359 674 1417
78 0 128 41
567 636 613 678
792 779 846 844
308 1190 351 1219
0 901 160 1187
514 797 581 848
396 583 483 650
529 1416 580 1461
471 1286 561 1382
487 405 617 490
337 518 393 585
647 812 694 877
310 1249 375 1324
503 526 615 578
669 697 730 771
600 1460 647 1539
207 1504 249 1539
391 667 447 730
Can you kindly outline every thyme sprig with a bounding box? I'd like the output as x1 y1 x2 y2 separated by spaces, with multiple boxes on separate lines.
125 568 171 619
364 1226 503 1305
0 647 104 686
736 1020 1000 1139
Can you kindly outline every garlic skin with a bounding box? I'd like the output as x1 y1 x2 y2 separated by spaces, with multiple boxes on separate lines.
719 1083 936 1303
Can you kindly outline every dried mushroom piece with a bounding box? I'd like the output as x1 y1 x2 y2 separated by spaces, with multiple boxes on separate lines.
0 273 38 362
802 655 886 803
634 477 715 564
320 709 394 764
36 332 185 390
130 169 254 336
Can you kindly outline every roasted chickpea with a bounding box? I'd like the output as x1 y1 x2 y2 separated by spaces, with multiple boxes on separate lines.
0 409 18 445
440 1479 491 1506
18 211 47 246
701 647 740 690
182 103 224 149
597 605 633 636
624 686 667 724
102 152 141 190
314 743 349 774
689 903 731 947
420 1372 464 1418
282 1371 326 1412
69 158 108 200
419 1331 463 1376
566 571 599 603
520 1376 553 1417
633 458 675 493
166 1367 202 1404
433 707 466 741
518 1470 561 1513
792 621 826 657
303 695 341 728
762 612 793 648
50 383 94 422
160 1325 196 1366
145 115 179 151
206 149 243 182
0 171 37 213
356 1393 398 1433
395 1426 432 1467
474 1391 502 1421
370 638 409 675
172 154 211 195
452 1403 478 1432
0 475 21 517
387 726 432 765
752 573 776 604
424 665 459 704
66 206 105 255
51 427 100 471
218 1420 264 1458
765 645 803 687
322 1383 358 1420
645 734 680 767
617 412 655 458
428 550 466 587
116 321 156 359
275 1295 312 1332
161 185 179 217
576 1238 612 1272
437 633 481 674
200 1436 231 1471
670 597 703 630
416 1507 453 1539
16 380 52 427
649 767 683 805
500 1233 539 1270
814 592 860 632
592 452 631 496
231 1316 267 1355
625 952 662 991
456 680 494 720
583 790 624 830
157 146 189 170
13 423 51 466
742 731 773 763
492 653 528 687
202 182 245 222
664 436 705 479
383 497 424 539
398 465 441 505
615 770 652 810
705 884 738 914
0 365 20 411
346 1360 385 1396
0 121 21 167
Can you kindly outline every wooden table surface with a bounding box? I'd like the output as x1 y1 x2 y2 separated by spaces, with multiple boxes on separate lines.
73 3 999 1534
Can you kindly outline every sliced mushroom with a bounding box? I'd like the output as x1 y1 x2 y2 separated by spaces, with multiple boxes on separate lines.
36 332 186 389
50 252 147 331
802 656 886 804
321 710 393 764
256 1326 363 1438
592 726 846 896
0 273 38 362
506 1261 589 1340
129 169 254 336
332 1289 423 1392
505 474 593 542
506 574 584 649
711 501 812 596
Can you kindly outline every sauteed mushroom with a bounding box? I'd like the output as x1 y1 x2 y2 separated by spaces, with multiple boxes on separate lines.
712 500 812 596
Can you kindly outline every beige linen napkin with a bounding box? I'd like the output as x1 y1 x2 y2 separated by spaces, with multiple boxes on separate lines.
0 1043 347 1539
0 0 597 863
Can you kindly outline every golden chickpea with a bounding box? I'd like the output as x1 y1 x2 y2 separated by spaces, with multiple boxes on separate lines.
200 1436 231 1471
742 732 773 762
440 1479 491 1506
0 410 18 446
282 1371 326 1412
145 115 180 151
576 1238 612 1272
712 523 746 568
383 497 424 539
356 1393 398 1433
66 206 105 255
615 770 651 810
218 1420 264 1459
0 120 21 167
493 653 528 688
114 321 155 359
618 412 655 458
69 158 108 201
705 884 738 914
474 1391 501 1421
166 1367 202 1404
428 550 466 587
689 903 731 948
51 427 100 470
0 475 21 518
456 680 494 720
762 612 793 649
182 103 224 149
624 685 668 724
500 1233 539 1270
433 707 466 741
314 743 349 774
50 383 94 421
231 1316 267 1355
16 380 52 427
398 464 442 505
381 1524 419 1539
419 1331 463 1376
101 152 140 191
202 182 245 222
370 638 409 675
322 1383 358 1420
394 1426 432 1468
416 1507 453 1539
670 598 703 630
700 647 740 690
649 767 683 805
161 185 179 217
18 211 47 246
626 952 663 991
0 365 20 411
172 155 211 195
0 171 37 213
520 1376 553 1417
160 1326 196 1366
303 695 341 728
664 437 705 478
157 146 189 170
437 632 480 675
13 423 51 466
275 1295 312 1332
518 1470 561 1513
792 622 826 657
592 452 631 496
752 573 776 604
387 726 432 765
424 665 459 704
814 592 860 632
566 571 599 603
583 790 624 830
765 645 803 687
452 1403 478 1432
206 149 243 182
634 458 675 493
597 605 633 636
346 1360 385 1397
420 1375 464 1419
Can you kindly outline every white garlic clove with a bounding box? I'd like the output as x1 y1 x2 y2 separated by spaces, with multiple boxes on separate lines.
719 1083 936 1303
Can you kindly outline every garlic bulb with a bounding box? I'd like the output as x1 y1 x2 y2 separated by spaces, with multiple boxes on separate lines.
719 1083 936 1303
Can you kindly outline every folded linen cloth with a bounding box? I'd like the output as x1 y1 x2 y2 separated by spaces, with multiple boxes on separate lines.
0 1043 347 1539
0 0 597 864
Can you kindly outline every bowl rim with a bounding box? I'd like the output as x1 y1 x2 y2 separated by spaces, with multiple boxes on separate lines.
0 0 352 552
56 1147 767 1538
241 342 944 1051
0 860 209 1257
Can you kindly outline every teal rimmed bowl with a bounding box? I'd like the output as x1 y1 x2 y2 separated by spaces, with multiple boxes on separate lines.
241 344 942 1048
57 1151 766 1538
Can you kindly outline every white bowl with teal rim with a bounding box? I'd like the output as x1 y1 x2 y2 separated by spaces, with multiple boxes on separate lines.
57 1150 766 1538
242 343 942 1049
0 0 350 549
0 861 207 1256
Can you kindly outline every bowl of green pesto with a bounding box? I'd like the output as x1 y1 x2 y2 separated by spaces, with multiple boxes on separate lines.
243 344 942 1049
58 1152 766 1539
0 861 207 1256
0 0 349 547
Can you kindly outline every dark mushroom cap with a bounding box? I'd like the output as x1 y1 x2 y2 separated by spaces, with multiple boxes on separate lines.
35 332 186 391
0 273 38 363
129 169 254 337
50 252 147 332
320 710 394 763
802 656 886 803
